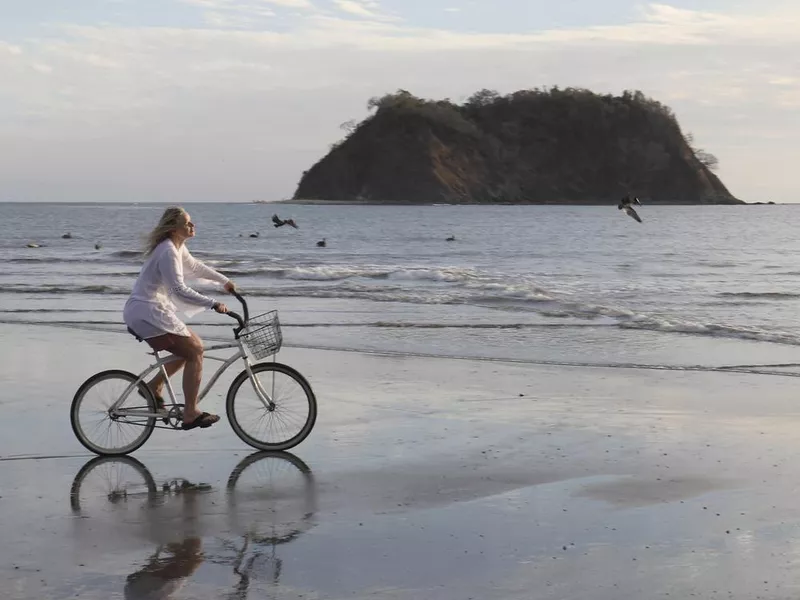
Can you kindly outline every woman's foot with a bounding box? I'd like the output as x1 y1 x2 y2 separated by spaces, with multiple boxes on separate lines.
148 383 166 407
138 384 166 411
181 412 220 430
137 384 169 424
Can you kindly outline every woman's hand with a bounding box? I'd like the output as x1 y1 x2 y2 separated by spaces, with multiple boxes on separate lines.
213 302 229 314
224 281 236 294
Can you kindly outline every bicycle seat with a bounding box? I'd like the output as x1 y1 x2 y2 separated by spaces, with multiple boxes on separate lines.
127 326 144 343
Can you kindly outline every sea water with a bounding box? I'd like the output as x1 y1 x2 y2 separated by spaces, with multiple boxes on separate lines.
2 202 800 375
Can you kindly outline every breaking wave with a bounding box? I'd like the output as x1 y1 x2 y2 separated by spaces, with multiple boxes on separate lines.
4 259 800 347
717 291 800 300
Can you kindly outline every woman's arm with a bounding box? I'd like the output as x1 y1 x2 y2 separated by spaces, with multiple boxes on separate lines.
159 245 218 308
182 247 230 285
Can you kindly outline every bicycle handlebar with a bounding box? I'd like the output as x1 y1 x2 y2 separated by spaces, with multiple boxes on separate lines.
226 310 245 330
231 290 249 323
223 290 249 336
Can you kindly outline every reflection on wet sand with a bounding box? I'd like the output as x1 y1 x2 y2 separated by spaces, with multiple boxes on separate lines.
69 452 317 599
124 538 203 600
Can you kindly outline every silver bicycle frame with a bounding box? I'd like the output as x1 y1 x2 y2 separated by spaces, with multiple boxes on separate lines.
110 337 275 419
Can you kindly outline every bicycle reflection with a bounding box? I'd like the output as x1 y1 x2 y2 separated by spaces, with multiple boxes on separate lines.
69 451 317 600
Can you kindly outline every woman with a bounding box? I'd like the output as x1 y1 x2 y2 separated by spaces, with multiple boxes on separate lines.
123 206 236 430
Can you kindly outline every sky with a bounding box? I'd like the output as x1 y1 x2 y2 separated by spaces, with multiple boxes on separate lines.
1 0 798 203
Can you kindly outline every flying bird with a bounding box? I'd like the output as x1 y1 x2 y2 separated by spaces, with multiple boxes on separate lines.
272 214 299 229
618 195 642 223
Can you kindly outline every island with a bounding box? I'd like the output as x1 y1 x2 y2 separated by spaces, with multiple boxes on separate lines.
292 88 742 205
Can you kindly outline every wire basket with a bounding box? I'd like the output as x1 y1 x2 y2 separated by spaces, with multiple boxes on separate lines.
240 310 283 359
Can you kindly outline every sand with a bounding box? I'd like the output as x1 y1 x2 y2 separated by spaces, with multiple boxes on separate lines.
3 322 800 599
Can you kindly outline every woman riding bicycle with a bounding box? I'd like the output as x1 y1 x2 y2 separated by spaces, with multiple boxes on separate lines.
123 206 236 430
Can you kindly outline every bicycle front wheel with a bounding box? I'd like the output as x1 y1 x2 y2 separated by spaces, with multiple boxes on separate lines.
71 369 157 456
226 451 317 544
226 362 317 451
69 455 158 514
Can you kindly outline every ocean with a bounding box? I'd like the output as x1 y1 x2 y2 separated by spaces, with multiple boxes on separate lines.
3 201 800 377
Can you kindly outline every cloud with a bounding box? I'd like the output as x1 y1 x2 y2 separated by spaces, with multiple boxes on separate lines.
189 58 272 73
535 2 800 45
180 0 232 8
181 0 313 11
203 11 256 27
180 0 291 27
333 0 378 18
331 0 397 21
769 77 799 86
260 0 314 7
1 41 23 55
1 2 799 202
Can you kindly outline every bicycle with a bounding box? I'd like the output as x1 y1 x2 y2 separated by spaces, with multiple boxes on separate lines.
70 292 318 456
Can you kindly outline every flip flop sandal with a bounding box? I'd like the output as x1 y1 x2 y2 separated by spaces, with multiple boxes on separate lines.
181 412 220 431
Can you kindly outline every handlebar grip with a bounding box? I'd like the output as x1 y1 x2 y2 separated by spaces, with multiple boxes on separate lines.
226 310 245 329
230 290 249 324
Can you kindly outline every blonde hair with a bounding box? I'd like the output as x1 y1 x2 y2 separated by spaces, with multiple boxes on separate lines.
144 206 188 256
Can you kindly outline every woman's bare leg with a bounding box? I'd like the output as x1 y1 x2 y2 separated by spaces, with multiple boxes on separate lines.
180 332 204 423
144 334 185 398
146 331 215 425
147 358 185 397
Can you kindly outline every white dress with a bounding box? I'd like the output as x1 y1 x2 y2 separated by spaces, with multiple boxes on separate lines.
123 239 230 339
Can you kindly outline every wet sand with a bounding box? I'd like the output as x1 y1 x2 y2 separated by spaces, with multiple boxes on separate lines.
4 323 800 598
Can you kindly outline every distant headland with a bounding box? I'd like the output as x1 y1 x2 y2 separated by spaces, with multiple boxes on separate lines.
292 88 742 205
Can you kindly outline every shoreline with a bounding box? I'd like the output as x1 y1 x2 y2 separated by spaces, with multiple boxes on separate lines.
0 198 779 206
277 198 751 206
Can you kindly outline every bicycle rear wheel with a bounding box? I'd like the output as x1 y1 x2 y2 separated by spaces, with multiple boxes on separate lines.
71 369 157 456
226 363 317 451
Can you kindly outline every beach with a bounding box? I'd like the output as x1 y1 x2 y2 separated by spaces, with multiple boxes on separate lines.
3 0 799 595
5 321 800 599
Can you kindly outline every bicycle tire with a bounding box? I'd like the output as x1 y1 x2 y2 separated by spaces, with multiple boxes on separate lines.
71 369 157 456
69 455 157 513
226 363 317 452
226 451 317 545
227 450 313 488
